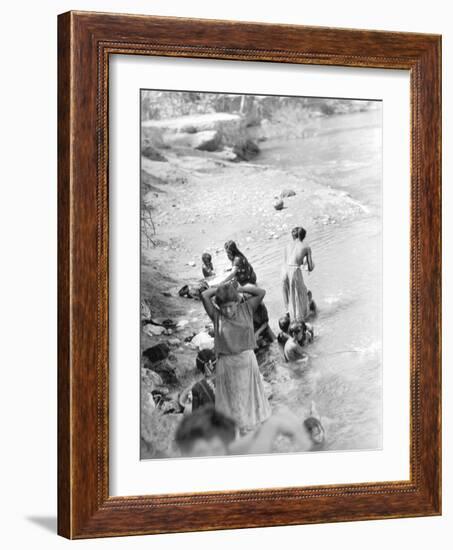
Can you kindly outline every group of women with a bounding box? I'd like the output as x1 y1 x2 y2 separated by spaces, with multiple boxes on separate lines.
200 227 315 433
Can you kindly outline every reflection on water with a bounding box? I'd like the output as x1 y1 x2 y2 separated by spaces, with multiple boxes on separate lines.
253 110 382 451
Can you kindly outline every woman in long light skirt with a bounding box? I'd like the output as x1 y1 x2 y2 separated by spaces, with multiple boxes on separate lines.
201 283 271 432
282 226 315 322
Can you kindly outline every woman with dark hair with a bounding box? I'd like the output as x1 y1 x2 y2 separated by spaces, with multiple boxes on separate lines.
191 349 216 410
282 226 315 322
277 314 291 348
201 283 271 432
217 240 257 286
179 349 217 414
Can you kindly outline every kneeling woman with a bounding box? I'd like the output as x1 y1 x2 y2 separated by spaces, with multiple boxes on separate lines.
201 283 271 432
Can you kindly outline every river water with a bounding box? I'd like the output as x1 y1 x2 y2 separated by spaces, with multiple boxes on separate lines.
252 109 383 452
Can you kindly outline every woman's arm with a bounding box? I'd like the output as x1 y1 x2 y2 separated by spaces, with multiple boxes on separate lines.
306 247 315 272
215 265 238 285
238 284 265 311
255 322 268 339
201 287 218 321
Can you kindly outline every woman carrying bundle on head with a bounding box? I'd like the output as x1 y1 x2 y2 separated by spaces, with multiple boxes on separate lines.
282 226 315 322
217 240 257 287
201 283 271 433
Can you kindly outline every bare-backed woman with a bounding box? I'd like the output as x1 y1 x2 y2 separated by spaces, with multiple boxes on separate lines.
282 226 315 322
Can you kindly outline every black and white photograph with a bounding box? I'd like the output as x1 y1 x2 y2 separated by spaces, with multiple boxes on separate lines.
139 89 382 460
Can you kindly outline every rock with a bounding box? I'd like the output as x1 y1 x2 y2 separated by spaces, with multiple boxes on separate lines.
274 199 284 211
143 324 165 337
233 138 260 161
168 337 181 346
162 130 221 152
144 358 177 385
142 343 170 364
187 261 196 267
141 300 151 322
153 318 177 330
141 157 187 185
280 189 296 198
141 143 167 162
193 130 222 152
155 365 178 386
212 148 238 161
141 367 163 393
141 389 156 425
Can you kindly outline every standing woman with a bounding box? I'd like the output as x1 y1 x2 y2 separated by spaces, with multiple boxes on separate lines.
218 240 257 286
282 226 315 322
201 283 271 433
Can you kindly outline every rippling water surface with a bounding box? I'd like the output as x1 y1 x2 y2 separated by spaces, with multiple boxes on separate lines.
252 110 382 451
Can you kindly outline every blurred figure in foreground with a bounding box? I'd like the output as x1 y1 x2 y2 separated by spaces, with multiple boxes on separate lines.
175 405 314 457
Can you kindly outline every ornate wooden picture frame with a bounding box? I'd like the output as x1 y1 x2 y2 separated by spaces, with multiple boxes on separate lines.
58 11 441 539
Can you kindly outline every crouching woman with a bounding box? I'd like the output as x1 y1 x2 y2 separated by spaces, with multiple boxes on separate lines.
201 283 271 433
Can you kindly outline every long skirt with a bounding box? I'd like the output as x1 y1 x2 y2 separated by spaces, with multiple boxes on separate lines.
215 349 271 431
282 265 309 322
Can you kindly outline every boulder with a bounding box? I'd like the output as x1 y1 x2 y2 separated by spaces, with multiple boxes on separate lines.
141 367 163 391
145 360 178 385
163 130 221 152
143 343 170 364
192 131 221 152
274 199 284 211
280 189 296 198
211 148 238 162
141 300 151 322
233 138 260 161
143 324 165 337
141 143 167 162
168 337 181 346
